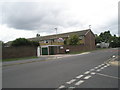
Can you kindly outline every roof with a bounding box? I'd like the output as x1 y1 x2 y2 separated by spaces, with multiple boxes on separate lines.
29 29 91 41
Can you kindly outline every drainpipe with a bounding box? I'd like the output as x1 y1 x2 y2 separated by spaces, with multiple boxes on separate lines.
48 46 49 55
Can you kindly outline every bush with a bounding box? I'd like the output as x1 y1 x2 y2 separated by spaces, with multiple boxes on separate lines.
11 38 39 47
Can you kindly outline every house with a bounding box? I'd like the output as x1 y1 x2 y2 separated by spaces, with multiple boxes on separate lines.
29 29 95 55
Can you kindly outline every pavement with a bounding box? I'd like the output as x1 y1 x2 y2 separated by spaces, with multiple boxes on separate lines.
2 48 119 89
2 52 90 66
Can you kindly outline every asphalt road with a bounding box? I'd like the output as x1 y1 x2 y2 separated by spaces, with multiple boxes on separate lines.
2 48 119 89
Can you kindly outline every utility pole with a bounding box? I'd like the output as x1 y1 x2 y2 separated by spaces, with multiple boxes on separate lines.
54 28 57 36
89 25 91 29
54 27 58 41
54 27 59 54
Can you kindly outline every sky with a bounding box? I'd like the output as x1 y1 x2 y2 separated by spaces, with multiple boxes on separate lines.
0 0 119 42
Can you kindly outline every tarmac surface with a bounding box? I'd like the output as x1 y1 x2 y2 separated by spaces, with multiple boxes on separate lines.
2 48 119 89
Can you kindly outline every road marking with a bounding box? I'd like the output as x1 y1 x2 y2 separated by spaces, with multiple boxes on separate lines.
98 65 102 67
96 73 120 79
66 79 76 84
102 64 105 66
75 80 84 85
91 72 96 75
84 75 92 79
107 64 110 66
84 71 90 74
90 69 94 71
58 85 65 88
94 66 99 69
104 65 108 68
69 87 75 89
100 67 105 70
96 69 101 72
76 75 84 79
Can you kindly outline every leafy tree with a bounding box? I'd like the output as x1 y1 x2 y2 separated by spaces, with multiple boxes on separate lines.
95 36 102 45
30 41 39 46
11 38 39 47
110 35 120 48
99 31 112 43
63 39 68 45
95 31 120 48
68 34 80 45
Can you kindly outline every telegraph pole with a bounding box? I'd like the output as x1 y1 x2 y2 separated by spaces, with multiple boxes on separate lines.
54 27 57 36
89 25 91 29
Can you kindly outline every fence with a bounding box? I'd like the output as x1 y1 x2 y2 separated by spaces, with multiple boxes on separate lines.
59 45 95 54
2 46 37 59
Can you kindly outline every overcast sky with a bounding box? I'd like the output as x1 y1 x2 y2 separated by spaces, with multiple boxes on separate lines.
0 0 119 42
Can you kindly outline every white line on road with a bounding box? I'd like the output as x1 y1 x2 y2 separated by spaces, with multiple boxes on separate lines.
91 72 96 75
90 69 95 71
96 69 101 72
107 64 110 66
100 67 105 70
75 80 84 85
96 73 120 79
84 75 92 79
66 79 76 84
104 65 108 68
58 85 65 88
98 65 102 67
76 75 84 79
84 71 90 74
94 67 99 69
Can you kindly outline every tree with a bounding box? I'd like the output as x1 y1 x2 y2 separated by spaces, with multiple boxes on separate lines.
67 34 80 45
95 31 120 48
110 35 120 48
11 38 39 47
95 36 102 45
30 41 39 46
99 31 112 43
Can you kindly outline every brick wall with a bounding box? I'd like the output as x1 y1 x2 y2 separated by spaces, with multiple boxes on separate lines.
2 46 37 59
59 45 93 54
84 30 96 50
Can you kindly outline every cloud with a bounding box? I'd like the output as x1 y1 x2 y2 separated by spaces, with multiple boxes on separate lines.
1 2 82 33
0 24 37 42
0 0 119 42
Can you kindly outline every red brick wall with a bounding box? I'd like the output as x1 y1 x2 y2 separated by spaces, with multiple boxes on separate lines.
84 30 95 50
59 45 91 54
2 46 37 59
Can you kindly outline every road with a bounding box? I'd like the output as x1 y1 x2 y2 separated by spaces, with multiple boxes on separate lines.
2 48 119 89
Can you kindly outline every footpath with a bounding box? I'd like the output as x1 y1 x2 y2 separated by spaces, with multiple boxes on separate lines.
2 52 90 67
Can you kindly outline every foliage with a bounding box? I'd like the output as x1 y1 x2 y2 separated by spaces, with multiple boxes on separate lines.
11 38 39 47
64 34 80 45
95 31 120 48
110 35 120 48
36 34 40 37
95 36 102 44
63 39 68 45
99 31 112 43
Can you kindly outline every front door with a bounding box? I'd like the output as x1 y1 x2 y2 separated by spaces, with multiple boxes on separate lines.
42 47 48 55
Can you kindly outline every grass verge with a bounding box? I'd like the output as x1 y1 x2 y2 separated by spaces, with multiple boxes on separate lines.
2 56 38 62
